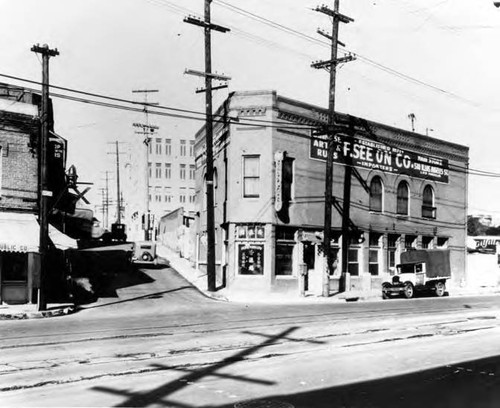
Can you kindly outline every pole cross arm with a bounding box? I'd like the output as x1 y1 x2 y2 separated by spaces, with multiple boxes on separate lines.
314 6 354 23
184 16 230 33
185 68 232 81
316 29 345 47
311 55 356 70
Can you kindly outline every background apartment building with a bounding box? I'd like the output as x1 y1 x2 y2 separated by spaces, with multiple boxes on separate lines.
123 132 196 241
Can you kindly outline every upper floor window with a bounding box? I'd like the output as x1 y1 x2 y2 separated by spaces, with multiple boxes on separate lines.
422 185 436 219
189 140 195 157
180 140 187 157
165 139 172 156
396 181 409 215
243 155 260 198
165 163 171 179
189 165 195 180
148 162 152 179
155 138 162 155
155 163 162 178
180 164 186 180
369 176 383 212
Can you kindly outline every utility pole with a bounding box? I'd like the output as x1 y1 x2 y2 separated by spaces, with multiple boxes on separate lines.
31 43 59 311
312 1 354 296
108 141 125 224
100 171 112 230
184 1 230 292
132 89 159 241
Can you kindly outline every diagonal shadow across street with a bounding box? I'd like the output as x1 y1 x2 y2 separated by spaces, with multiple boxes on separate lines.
92 327 301 407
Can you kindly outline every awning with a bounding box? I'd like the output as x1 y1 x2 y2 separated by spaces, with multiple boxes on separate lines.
49 224 78 250
0 212 39 253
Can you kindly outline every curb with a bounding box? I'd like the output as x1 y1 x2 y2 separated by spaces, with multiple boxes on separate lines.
0 306 76 320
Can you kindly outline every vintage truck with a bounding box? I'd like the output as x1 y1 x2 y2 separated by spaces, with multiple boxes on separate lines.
382 249 451 299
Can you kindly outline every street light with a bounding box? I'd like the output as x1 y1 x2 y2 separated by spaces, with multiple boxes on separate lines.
494 2 500 8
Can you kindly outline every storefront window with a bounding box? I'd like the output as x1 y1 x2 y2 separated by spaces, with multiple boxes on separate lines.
1 253 27 282
238 244 264 275
275 243 294 276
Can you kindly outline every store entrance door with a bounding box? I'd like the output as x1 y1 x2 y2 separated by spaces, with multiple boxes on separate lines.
303 243 316 292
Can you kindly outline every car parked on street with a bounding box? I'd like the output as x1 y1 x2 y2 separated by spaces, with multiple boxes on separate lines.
129 241 159 265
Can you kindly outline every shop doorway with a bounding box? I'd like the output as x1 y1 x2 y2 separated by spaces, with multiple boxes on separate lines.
303 243 316 291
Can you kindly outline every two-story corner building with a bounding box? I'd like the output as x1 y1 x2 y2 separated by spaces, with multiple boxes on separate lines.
194 90 469 297
0 83 69 304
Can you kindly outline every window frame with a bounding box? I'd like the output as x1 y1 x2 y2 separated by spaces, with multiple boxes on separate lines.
369 177 383 212
396 180 410 216
422 185 436 219
243 155 260 198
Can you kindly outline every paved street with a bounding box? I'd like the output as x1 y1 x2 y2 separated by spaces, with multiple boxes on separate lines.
1 261 500 407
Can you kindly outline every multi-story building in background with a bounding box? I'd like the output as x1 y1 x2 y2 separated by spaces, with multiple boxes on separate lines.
123 132 197 241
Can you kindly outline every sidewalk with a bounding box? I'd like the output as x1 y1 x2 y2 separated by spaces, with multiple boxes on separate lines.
0 302 75 320
156 244 500 303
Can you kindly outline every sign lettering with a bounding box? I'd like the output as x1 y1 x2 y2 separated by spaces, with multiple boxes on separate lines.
311 134 449 183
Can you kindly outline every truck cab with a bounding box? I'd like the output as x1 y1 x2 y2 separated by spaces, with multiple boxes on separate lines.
382 249 450 299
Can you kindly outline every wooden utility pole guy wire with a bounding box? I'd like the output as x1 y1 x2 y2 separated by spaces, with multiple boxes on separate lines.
31 43 59 311
184 1 230 292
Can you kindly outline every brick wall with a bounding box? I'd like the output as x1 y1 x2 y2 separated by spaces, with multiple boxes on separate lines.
0 111 39 212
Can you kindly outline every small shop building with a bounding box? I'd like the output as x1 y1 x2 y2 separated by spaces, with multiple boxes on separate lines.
0 84 75 304
194 90 469 297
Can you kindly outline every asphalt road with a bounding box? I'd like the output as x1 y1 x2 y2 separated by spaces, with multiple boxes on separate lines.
1 263 500 407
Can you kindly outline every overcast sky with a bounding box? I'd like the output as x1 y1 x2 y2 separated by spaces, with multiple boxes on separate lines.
2 0 500 221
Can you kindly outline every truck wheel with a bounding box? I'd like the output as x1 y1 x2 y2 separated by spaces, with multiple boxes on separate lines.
382 283 391 299
403 282 414 299
435 282 446 297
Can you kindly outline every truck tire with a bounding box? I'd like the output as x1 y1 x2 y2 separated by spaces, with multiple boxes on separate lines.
403 282 414 299
382 283 391 299
435 281 446 297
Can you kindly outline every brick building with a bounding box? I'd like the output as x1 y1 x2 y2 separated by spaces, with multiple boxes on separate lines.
194 90 469 297
0 84 69 304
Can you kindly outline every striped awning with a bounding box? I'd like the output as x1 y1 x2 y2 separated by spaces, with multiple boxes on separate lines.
0 212 39 253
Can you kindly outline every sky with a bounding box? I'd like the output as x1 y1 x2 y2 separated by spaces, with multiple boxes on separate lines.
2 0 500 221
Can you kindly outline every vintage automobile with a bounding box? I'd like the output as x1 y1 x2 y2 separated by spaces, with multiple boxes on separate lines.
382 249 451 299
130 241 158 265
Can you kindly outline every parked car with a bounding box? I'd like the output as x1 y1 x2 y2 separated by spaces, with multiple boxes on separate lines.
382 249 451 299
130 241 158 265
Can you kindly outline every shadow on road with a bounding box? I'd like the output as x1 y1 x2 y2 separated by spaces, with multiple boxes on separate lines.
254 354 500 408
76 286 194 311
91 326 326 407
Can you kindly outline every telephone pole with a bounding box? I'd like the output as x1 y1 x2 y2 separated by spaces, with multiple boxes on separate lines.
184 1 230 292
132 89 159 241
31 43 59 311
108 141 125 224
312 1 354 296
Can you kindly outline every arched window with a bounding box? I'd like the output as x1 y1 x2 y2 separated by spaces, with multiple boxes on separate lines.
422 185 436 219
369 177 383 212
396 181 409 215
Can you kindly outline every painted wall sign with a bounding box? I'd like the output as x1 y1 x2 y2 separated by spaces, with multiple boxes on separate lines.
310 133 449 183
238 244 264 275
0 243 28 252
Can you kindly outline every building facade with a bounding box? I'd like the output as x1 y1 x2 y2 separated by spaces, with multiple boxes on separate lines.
0 83 72 304
123 133 197 242
194 90 469 297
